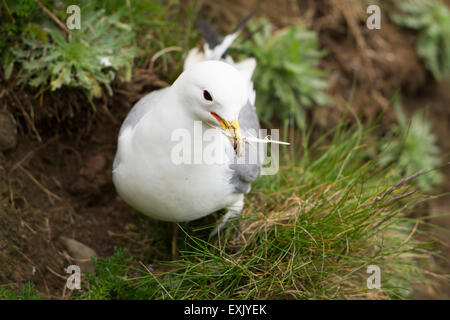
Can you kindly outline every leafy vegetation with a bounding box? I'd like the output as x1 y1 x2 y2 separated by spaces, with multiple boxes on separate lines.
78 249 137 299
1 0 200 100
9 8 136 101
379 99 443 192
77 122 435 299
389 0 450 80
234 18 329 132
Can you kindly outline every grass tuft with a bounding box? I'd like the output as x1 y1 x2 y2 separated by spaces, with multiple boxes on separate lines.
0 282 42 300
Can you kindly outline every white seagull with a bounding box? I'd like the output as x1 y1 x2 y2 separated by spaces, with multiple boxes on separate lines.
112 11 262 236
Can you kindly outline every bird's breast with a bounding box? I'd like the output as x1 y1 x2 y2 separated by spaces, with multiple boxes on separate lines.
113 120 238 222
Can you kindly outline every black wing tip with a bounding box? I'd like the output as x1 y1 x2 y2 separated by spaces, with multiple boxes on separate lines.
231 7 260 34
199 19 221 49
199 8 259 58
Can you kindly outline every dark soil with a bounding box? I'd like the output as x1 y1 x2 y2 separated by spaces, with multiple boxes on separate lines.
0 0 448 299
0 69 173 297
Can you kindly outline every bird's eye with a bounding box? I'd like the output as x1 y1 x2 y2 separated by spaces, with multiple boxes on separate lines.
203 90 213 102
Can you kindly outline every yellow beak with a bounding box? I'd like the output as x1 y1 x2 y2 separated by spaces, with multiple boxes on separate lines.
211 113 243 157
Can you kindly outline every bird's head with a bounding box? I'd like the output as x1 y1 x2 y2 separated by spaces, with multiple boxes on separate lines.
172 60 250 155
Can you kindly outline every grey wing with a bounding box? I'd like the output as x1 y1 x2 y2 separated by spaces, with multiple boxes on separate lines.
229 101 263 194
113 88 168 171
118 87 169 136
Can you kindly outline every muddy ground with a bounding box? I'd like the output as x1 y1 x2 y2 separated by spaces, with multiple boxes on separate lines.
0 0 449 299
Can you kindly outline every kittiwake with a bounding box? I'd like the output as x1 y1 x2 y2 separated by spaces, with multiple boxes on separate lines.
112 11 263 234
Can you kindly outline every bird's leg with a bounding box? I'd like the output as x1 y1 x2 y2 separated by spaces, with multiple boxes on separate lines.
210 209 241 236
171 222 179 259
211 195 244 236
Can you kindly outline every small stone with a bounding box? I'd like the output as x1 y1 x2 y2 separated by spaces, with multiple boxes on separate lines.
59 236 98 272
0 111 17 151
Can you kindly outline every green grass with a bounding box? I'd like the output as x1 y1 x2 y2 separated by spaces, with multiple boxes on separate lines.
77 121 438 300
0 282 42 300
